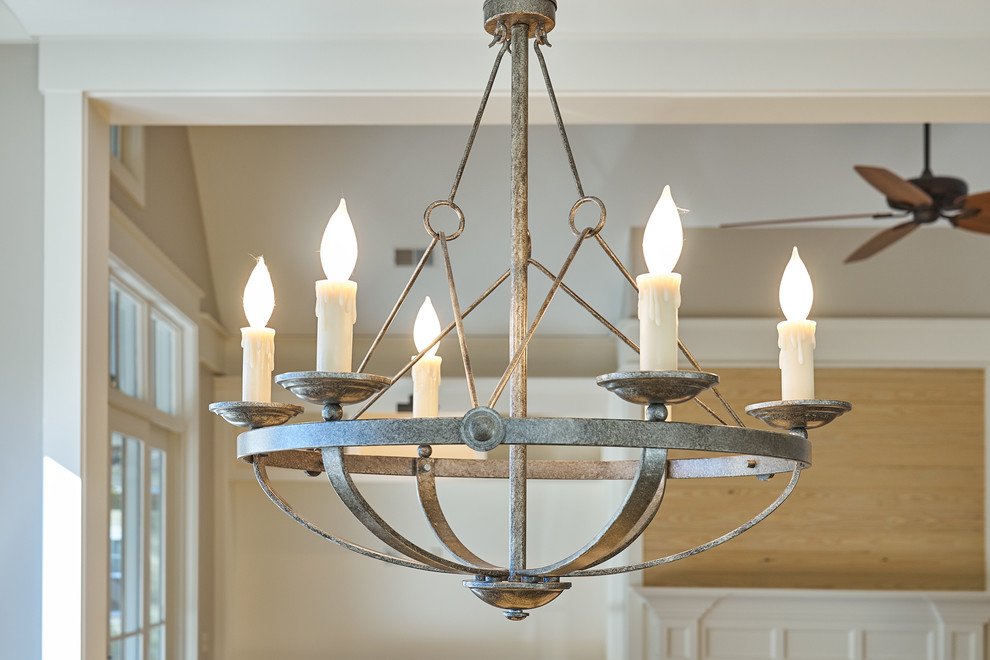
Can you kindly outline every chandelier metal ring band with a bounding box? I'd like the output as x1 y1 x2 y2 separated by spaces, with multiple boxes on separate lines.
253 460 452 574
569 466 803 577
237 417 810 463
248 440 804 579
320 447 504 574
416 461 504 569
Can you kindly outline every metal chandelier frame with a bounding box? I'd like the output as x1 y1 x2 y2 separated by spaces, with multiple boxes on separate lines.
211 0 849 621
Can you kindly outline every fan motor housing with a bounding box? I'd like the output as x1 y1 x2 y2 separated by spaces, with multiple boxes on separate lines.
886 175 968 217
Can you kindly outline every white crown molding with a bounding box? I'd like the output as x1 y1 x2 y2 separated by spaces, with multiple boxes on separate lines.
37 34 990 126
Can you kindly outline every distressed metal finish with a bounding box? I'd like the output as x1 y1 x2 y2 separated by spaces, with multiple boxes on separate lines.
253 458 448 574
207 1 851 620
483 0 556 37
490 228 591 409
463 579 570 620
460 406 506 452
357 237 438 373
667 455 797 479
321 446 508 576
238 417 811 466
597 371 719 406
529 258 637 352
255 451 798 482
508 19 530 579
208 401 304 429
276 372 390 407
351 269 511 420
416 459 501 569
439 233 479 407
677 340 745 427
449 40 510 202
518 448 668 576
746 399 853 431
535 38 584 199
570 466 804 577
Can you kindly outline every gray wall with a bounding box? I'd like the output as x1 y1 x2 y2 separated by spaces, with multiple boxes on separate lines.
0 43 44 659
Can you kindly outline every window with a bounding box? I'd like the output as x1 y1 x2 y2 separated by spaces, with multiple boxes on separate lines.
109 278 180 415
109 428 169 660
110 125 146 206
107 245 194 660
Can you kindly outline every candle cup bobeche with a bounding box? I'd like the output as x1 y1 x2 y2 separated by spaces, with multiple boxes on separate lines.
745 399 852 435
596 370 719 422
208 401 305 429
275 371 391 422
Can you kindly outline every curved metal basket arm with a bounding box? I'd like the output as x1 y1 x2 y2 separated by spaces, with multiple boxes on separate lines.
252 457 451 574
415 460 502 570
322 447 508 577
564 463 803 577
518 448 668 577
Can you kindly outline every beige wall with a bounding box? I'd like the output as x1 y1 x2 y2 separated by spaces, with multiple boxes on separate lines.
112 126 220 320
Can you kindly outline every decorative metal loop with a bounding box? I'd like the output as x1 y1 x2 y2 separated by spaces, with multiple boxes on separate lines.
460 407 506 452
568 196 606 237
488 20 507 47
424 200 466 241
535 24 551 46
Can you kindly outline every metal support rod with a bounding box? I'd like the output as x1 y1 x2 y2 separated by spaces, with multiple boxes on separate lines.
489 229 590 409
351 269 510 419
508 21 530 578
439 232 479 408
357 237 438 373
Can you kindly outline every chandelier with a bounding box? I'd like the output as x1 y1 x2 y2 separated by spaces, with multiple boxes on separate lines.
210 0 850 621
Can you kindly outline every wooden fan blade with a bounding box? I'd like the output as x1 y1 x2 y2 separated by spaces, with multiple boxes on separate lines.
721 212 900 229
844 221 919 263
854 165 933 207
955 191 990 235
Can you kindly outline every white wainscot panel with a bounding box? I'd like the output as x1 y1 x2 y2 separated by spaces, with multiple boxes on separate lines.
632 588 990 660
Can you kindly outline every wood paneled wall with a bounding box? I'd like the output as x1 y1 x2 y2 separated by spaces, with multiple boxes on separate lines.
643 368 985 590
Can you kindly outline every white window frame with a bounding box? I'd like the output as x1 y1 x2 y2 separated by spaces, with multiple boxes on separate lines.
107 407 176 660
107 202 202 660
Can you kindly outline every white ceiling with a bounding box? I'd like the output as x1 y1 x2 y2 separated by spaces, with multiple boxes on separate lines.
5 0 990 39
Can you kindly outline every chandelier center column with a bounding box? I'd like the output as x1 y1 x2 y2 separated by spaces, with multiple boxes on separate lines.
508 19 530 577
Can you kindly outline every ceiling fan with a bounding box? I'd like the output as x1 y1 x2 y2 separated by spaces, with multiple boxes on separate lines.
722 124 990 263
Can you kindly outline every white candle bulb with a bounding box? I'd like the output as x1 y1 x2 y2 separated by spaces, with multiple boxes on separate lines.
642 185 683 275
638 185 684 371
780 246 814 322
777 247 816 400
412 297 442 418
243 257 275 328
320 198 358 281
241 257 276 401
414 296 442 358
316 198 358 372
